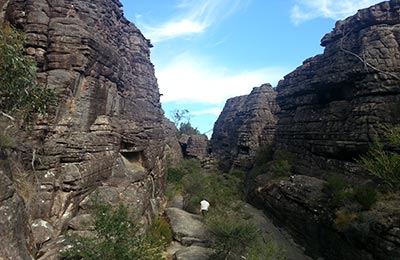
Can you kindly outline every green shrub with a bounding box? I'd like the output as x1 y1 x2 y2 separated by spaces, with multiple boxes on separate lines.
334 209 358 232
0 24 55 120
229 168 245 180
148 217 173 246
358 126 400 191
246 239 286 260
206 211 259 258
270 159 292 179
167 167 185 183
181 171 243 213
324 176 353 207
60 201 163 260
352 185 377 210
0 131 13 148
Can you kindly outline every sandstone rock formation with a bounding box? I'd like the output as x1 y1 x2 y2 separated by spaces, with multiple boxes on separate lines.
275 0 400 177
0 0 167 258
163 118 184 167
179 134 209 160
253 175 400 260
211 84 279 171
250 1 400 260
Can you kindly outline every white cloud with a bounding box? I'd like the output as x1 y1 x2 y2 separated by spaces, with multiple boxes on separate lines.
138 0 248 42
291 0 381 25
156 53 289 104
192 108 223 116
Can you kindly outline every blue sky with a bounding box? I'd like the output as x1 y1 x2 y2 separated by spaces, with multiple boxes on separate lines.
119 0 382 136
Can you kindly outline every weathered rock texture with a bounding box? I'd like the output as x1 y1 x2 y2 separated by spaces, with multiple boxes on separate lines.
163 118 183 167
211 84 279 171
0 0 167 258
275 0 400 177
251 1 400 260
179 134 209 160
253 175 400 260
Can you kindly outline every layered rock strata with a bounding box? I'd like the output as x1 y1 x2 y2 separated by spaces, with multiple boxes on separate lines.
211 84 279 171
179 134 209 160
252 1 400 260
253 175 400 260
0 0 166 258
275 0 400 177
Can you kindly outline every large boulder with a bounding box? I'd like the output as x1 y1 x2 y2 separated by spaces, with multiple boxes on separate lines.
165 207 210 246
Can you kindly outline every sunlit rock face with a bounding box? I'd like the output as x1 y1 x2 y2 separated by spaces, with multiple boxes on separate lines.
0 0 167 258
275 0 400 178
211 84 279 171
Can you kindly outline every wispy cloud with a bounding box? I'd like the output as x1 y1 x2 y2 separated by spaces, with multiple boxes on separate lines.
291 0 381 25
156 53 289 104
138 0 248 42
192 108 223 116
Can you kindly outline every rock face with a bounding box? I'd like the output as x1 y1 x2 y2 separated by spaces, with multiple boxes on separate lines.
179 134 209 160
275 0 400 177
250 2 400 260
253 175 400 260
163 118 183 167
211 84 279 171
0 0 167 258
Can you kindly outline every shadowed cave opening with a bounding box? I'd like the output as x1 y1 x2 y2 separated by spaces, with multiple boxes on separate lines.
120 151 145 172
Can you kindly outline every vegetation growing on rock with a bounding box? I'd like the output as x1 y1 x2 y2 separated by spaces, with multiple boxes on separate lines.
61 200 165 260
0 24 55 121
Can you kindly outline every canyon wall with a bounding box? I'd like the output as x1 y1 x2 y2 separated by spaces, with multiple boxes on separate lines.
275 0 400 177
0 0 168 259
210 84 279 171
212 1 400 259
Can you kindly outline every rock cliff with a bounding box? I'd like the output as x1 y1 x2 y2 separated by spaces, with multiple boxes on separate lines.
275 0 400 177
179 134 209 160
211 84 279 171
253 1 400 259
0 0 167 259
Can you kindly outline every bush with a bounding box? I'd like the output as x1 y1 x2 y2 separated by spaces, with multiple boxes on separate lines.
148 217 173 246
60 201 164 260
206 211 259 258
324 176 377 210
182 171 243 213
246 239 286 260
334 209 358 232
0 24 55 120
358 126 400 191
352 185 377 210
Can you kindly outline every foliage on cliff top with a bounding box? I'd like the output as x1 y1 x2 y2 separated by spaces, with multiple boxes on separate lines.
0 24 55 121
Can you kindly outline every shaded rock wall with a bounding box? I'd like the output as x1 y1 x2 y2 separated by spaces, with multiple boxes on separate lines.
0 0 167 258
211 84 279 171
275 0 400 177
253 175 400 260
179 134 209 160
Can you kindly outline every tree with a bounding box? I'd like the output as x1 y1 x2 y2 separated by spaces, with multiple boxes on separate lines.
171 109 189 127
170 109 200 136
0 24 55 121
179 121 200 136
